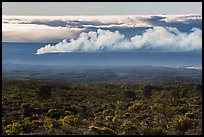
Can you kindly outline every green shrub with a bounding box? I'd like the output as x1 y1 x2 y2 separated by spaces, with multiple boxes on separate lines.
5 122 23 135
59 115 78 126
174 113 198 134
89 125 116 135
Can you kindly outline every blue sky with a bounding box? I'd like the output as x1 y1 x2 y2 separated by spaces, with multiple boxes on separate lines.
2 2 202 15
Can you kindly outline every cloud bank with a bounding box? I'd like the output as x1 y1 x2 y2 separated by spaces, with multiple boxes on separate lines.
36 26 202 54
2 14 202 42
2 23 85 42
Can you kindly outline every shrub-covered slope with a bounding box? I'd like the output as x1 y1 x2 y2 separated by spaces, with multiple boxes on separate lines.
2 79 202 135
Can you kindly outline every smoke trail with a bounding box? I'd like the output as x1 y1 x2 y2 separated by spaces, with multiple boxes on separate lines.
36 26 202 54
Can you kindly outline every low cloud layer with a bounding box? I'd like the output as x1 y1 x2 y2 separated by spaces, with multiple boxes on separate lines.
2 14 202 43
2 23 85 42
36 26 202 54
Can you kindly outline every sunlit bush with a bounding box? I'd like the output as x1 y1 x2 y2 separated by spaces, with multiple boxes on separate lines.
88 125 115 135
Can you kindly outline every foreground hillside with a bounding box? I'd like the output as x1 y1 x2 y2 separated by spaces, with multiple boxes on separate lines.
2 79 202 135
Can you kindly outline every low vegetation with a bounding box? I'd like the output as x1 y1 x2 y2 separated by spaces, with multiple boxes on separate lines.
2 79 202 135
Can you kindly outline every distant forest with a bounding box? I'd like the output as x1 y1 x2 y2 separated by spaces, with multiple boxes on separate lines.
2 65 202 84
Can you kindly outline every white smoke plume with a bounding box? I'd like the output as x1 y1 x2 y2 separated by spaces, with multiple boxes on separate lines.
36 26 202 54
